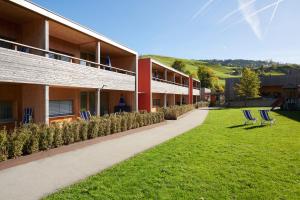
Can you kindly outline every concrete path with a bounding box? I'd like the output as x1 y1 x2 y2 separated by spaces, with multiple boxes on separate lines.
0 109 209 200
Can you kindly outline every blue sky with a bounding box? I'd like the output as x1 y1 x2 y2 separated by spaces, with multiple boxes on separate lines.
32 0 300 64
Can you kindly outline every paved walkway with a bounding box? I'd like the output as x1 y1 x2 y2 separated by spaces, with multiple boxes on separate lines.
0 109 209 200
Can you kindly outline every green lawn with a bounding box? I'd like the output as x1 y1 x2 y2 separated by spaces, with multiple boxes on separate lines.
45 108 300 200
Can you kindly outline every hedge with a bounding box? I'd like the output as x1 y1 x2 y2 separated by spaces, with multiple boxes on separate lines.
161 104 195 120
0 111 164 162
194 101 209 109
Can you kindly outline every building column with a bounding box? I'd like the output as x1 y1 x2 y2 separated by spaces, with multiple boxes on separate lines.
96 88 101 116
96 41 101 68
44 20 49 57
44 85 49 125
180 94 183 105
164 94 167 108
164 69 167 81
134 55 139 112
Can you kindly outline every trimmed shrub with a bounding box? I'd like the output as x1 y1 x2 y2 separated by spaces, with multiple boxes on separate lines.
8 128 28 159
62 122 74 145
121 115 128 132
79 120 88 141
53 123 63 148
23 124 40 154
71 121 81 142
0 128 8 161
163 104 194 120
194 101 209 108
88 119 98 139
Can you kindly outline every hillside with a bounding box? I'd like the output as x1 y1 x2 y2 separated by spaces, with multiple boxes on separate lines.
141 55 240 85
141 55 300 85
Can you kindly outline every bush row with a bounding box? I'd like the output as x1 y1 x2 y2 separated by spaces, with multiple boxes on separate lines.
194 101 209 109
161 104 195 120
0 111 164 162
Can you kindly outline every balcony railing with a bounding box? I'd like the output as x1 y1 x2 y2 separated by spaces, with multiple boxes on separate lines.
152 77 189 87
0 38 135 76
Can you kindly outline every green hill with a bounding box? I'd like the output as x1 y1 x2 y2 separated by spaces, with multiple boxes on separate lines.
141 55 240 85
141 55 299 86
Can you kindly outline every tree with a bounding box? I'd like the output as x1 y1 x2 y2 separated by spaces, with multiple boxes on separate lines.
172 60 185 73
197 66 215 88
234 68 260 101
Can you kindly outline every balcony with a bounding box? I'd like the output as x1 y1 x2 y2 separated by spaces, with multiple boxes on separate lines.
0 38 136 91
151 77 189 95
193 87 201 96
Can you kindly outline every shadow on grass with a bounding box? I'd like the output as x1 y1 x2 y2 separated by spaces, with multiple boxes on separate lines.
227 124 247 129
244 125 267 130
274 110 300 123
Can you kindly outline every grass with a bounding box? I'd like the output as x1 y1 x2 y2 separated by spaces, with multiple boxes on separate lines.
45 108 300 200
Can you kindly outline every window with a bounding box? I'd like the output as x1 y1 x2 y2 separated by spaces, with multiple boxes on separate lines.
49 49 72 62
80 92 88 111
153 99 161 107
0 101 13 122
49 100 73 117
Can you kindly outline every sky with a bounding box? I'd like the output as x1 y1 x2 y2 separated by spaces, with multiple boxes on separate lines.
32 0 300 64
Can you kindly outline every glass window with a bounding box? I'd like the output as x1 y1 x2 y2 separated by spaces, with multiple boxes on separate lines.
80 92 88 111
89 92 96 115
49 100 73 117
153 99 161 107
0 101 13 122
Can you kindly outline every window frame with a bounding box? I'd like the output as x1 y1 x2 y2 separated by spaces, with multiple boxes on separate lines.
49 100 73 118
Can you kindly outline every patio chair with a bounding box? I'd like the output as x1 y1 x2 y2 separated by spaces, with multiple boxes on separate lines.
23 108 33 124
242 110 257 125
259 110 275 126
80 111 92 121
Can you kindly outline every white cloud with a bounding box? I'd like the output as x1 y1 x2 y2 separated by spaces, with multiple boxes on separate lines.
191 0 214 21
238 0 263 40
219 0 256 23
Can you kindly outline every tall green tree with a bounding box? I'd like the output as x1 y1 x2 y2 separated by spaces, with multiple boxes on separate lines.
172 60 186 72
234 68 261 99
197 66 215 88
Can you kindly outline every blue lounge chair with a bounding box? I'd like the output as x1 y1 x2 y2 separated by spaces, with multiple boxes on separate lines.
23 108 33 124
80 111 92 121
242 110 257 125
259 110 275 126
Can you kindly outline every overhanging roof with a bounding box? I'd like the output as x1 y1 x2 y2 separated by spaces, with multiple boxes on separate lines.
8 0 137 55
150 59 189 78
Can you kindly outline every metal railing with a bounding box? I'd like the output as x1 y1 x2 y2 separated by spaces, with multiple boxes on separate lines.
0 38 135 76
152 77 189 87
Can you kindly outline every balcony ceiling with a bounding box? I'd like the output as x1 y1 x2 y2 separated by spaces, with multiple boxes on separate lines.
0 0 42 24
49 20 132 57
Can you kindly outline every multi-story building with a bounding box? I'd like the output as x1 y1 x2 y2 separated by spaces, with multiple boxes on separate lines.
0 0 138 127
138 58 201 112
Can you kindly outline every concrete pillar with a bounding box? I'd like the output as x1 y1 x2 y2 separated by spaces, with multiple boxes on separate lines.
96 41 101 68
96 88 101 116
44 85 49 125
173 94 176 105
164 69 167 81
180 94 183 105
164 94 167 108
44 20 49 57
180 76 183 85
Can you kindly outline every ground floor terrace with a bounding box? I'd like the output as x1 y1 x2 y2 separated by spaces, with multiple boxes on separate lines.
139 92 192 112
0 83 134 128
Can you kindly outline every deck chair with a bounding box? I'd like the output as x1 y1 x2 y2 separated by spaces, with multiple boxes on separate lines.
80 111 92 121
259 110 275 126
23 108 33 124
242 110 257 125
